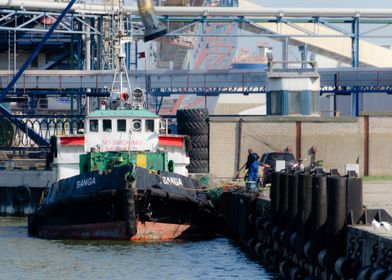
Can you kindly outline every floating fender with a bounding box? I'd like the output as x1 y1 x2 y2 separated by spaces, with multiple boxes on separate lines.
280 230 289 245
255 216 266 233
346 176 363 224
296 173 313 259
334 256 360 279
247 238 258 252
279 173 289 229
290 266 308 280
123 187 137 237
369 268 389 280
279 260 292 279
326 176 347 274
263 248 274 262
272 225 281 242
248 213 256 226
318 249 327 269
14 185 32 204
254 242 264 257
263 220 272 233
357 266 374 280
288 173 299 234
270 172 280 226
309 175 327 264
304 241 312 259
290 232 298 251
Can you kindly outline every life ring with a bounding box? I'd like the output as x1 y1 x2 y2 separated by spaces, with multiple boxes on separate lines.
14 185 32 203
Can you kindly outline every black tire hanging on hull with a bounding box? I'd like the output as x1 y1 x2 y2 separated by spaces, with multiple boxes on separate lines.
123 186 137 237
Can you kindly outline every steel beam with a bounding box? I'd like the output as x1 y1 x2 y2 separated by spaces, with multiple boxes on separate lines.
0 0 77 146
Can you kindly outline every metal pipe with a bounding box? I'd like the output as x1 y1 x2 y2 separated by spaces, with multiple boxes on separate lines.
3 1 392 18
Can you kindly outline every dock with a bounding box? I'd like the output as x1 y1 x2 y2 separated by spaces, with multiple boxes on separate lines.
218 173 392 279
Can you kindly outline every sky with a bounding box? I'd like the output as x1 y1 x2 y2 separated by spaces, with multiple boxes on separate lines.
250 0 392 8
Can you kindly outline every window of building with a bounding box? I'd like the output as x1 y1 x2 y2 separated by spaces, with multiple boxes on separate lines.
288 91 301 114
145 119 154 132
132 119 142 131
89 119 98 132
103 119 112 132
117 119 126 132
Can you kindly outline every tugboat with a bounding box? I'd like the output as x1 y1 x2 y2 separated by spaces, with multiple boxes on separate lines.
27 89 216 241
28 10 216 240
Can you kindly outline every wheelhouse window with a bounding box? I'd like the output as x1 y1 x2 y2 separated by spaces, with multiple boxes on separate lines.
117 119 126 132
145 119 155 132
132 119 142 131
89 119 98 132
103 119 112 132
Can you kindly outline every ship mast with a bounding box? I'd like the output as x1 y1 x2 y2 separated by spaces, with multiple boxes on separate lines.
110 0 132 109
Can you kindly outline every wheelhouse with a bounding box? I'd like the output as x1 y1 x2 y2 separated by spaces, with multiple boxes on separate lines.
84 109 160 152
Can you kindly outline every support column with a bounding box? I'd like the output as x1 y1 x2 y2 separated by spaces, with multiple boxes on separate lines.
282 37 289 69
296 121 301 160
351 17 360 68
364 115 369 176
351 88 359 117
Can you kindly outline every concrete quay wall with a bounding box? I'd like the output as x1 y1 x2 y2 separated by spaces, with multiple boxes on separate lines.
209 115 392 177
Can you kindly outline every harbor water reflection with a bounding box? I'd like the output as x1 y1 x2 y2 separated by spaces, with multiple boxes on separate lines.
0 217 277 280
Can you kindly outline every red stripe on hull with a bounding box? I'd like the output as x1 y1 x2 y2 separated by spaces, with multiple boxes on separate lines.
59 136 85 146
158 135 184 147
131 222 190 241
38 221 202 242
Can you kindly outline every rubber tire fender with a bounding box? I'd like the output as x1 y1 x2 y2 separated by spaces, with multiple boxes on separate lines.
14 185 32 203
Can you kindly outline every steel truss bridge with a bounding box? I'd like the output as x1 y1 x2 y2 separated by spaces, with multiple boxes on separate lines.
2 68 392 96
3 2 392 146
3 3 392 67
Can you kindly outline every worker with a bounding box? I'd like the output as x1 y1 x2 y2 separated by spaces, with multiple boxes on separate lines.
245 148 259 189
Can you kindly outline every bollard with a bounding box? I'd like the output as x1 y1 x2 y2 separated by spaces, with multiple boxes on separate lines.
326 176 347 275
296 173 313 259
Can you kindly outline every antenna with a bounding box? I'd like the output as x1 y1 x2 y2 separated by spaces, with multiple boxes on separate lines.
110 0 132 110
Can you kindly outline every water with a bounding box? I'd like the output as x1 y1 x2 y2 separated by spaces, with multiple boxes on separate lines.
0 217 277 280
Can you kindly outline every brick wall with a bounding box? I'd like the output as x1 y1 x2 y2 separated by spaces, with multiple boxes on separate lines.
209 115 391 178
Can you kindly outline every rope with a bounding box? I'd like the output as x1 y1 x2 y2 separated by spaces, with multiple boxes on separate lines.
242 131 281 151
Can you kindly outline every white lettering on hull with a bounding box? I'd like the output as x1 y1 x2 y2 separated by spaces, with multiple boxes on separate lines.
76 177 96 189
162 176 183 187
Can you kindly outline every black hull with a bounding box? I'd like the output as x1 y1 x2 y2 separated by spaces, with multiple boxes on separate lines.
28 165 216 241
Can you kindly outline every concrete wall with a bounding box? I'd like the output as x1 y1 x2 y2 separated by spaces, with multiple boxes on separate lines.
209 115 390 178
369 116 392 176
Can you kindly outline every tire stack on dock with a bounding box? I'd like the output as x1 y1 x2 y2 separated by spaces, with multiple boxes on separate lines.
176 109 209 173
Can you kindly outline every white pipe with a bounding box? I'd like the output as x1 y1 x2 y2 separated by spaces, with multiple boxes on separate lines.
2 1 392 18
